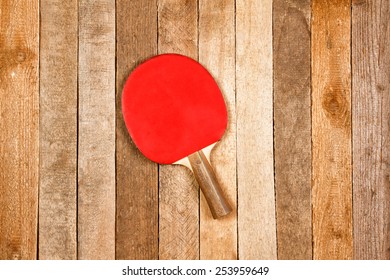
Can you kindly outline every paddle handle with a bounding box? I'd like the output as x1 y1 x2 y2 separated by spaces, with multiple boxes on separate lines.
188 150 232 219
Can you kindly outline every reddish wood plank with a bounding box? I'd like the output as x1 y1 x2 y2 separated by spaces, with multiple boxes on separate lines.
78 0 116 259
312 0 353 259
273 0 312 259
352 0 390 259
39 0 78 259
157 0 199 260
0 0 39 260
199 0 237 260
116 0 158 259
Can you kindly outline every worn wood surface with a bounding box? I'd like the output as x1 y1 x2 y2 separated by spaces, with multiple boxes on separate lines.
78 0 116 260
236 0 277 259
198 0 237 260
352 0 390 260
0 0 39 260
1 0 390 260
273 0 312 260
39 0 78 260
115 0 158 260
158 0 199 260
312 0 353 259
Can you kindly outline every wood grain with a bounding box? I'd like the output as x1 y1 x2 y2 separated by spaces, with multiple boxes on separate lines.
78 0 116 259
2 0 389 261
39 0 78 259
116 0 158 260
236 0 277 259
312 0 353 260
273 0 312 259
157 0 199 260
188 151 232 219
198 0 237 260
352 0 390 259
0 0 39 260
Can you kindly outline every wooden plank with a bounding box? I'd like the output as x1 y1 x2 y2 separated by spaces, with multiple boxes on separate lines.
273 0 312 259
39 0 78 260
236 0 277 259
0 0 39 260
78 0 116 259
116 0 158 259
157 0 199 260
352 0 390 259
198 0 237 260
312 0 352 259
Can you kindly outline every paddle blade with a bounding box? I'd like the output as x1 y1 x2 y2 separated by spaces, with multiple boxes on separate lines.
122 54 227 164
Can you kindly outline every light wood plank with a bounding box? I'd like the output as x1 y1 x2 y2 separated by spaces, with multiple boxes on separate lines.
157 0 199 260
78 0 116 259
39 0 78 259
116 0 158 259
198 0 237 260
236 0 277 259
352 0 390 259
0 0 39 260
312 0 352 260
273 0 312 259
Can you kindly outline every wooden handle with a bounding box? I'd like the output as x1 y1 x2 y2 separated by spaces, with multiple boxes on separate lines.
188 150 232 219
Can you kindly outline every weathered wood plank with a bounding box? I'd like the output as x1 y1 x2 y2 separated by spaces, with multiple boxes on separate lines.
273 0 312 259
116 0 158 259
312 0 353 260
0 0 39 260
39 0 78 259
157 0 199 260
198 0 237 260
352 0 390 260
236 0 277 259
78 0 116 260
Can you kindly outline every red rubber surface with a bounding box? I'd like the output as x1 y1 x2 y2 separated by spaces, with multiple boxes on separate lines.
122 54 227 164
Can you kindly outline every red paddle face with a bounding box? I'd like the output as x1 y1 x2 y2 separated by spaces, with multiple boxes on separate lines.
122 54 227 164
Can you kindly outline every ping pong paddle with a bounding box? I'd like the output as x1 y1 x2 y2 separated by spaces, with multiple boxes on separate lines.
122 53 231 219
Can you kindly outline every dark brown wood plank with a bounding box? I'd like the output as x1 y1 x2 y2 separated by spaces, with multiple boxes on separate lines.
352 0 390 259
0 0 39 260
39 0 78 259
312 0 353 259
273 0 312 259
116 0 158 259
78 0 116 259
198 0 237 260
157 0 199 260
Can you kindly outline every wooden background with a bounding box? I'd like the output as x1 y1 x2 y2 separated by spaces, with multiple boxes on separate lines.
1 0 389 260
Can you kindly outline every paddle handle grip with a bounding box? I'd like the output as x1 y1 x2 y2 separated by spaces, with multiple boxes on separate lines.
188 150 232 219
